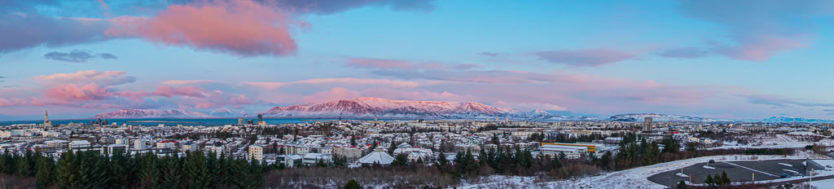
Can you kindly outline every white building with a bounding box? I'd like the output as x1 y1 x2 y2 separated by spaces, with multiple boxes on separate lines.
301 153 332 166
133 139 147 150
358 149 395 166
249 145 264 161
539 144 588 159
69 140 91 150
156 140 177 150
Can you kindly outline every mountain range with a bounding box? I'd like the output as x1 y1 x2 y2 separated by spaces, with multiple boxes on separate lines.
93 97 833 123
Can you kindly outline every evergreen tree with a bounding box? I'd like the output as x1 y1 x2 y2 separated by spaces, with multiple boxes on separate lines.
436 152 449 173
720 171 731 185
184 151 211 188
600 151 612 170
0 151 8 173
345 179 361 189
704 175 714 187
56 151 76 188
17 150 34 177
393 154 409 166
35 154 55 188
676 180 688 189
388 140 398 155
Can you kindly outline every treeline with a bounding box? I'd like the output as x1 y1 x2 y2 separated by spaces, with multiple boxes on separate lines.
608 133 792 171
0 150 270 188
434 146 599 180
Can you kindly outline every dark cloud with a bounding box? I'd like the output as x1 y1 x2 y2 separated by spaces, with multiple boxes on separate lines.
746 95 834 108
658 48 710 59
43 50 117 63
1 0 436 54
535 49 636 67
479 52 499 57
0 13 110 53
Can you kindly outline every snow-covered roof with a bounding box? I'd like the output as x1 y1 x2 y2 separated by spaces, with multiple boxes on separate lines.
358 151 394 165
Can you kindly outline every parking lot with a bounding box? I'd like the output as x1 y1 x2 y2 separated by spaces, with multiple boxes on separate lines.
648 159 824 187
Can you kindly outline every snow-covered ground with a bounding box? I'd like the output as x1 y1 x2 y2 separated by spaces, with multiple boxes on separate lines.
810 178 834 189
709 134 834 150
457 152 828 189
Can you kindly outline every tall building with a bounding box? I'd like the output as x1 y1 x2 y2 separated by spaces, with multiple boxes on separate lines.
238 117 245 126
44 110 52 127
643 117 653 131
257 114 266 126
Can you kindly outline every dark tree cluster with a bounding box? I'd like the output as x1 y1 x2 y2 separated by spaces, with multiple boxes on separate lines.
0 150 270 189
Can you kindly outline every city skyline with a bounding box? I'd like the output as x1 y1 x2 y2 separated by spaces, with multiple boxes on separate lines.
3 0 834 120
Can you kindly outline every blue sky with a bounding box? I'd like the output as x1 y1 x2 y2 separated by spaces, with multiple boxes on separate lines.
2 0 834 120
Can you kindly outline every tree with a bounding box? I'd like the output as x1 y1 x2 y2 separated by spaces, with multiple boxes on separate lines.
720 171 731 185
56 151 77 188
704 175 714 187
436 152 449 173
491 134 500 145
388 141 398 155
17 150 34 177
350 135 357 146
393 154 409 166
676 180 688 189
686 142 697 152
345 179 361 189
600 151 612 170
662 138 680 154
35 155 55 188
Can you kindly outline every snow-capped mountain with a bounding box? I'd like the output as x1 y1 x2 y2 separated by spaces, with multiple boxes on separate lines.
94 109 211 119
512 109 600 121
607 113 714 122
263 97 510 119
208 108 241 118
760 116 834 123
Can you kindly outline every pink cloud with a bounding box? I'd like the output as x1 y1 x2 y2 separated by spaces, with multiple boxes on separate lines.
718 34 808 61
44 84 113 101
295 78 419 88
245 77 420 90
152 85 207 98
245 81 287 89
106 0 301 56
34 70 135 86
161 80 218 85
302 87 361 103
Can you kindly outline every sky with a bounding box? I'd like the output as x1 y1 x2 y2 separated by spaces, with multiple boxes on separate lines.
2 0 834 120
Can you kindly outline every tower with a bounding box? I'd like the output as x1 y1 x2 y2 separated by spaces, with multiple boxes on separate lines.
44 110 52 127
257 114 265 126
643 117 653 132
238 117 244 126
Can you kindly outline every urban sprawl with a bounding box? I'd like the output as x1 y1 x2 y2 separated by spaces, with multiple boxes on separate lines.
2 111 834 188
